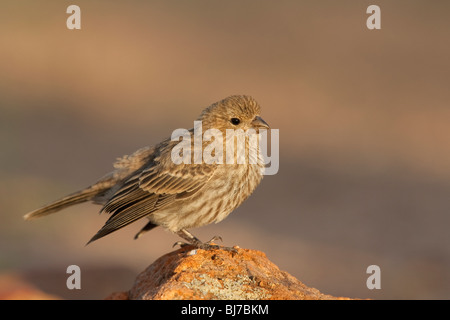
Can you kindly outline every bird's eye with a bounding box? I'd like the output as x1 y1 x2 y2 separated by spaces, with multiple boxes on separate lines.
230 118 240 125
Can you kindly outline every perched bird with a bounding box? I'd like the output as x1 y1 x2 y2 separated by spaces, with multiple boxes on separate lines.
24 95 270 250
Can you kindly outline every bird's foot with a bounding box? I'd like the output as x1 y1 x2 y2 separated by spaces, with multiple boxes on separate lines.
173 233 237 253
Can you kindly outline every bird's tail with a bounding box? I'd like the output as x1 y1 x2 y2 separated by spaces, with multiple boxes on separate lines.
23 187 102 220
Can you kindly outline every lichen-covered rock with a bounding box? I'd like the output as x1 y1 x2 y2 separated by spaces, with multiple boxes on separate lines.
107 246 351 300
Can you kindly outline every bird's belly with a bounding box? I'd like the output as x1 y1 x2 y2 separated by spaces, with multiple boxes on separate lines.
150 164 262 232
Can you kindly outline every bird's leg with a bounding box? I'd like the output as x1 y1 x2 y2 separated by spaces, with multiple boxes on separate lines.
173 229 203 248
173 229 236 252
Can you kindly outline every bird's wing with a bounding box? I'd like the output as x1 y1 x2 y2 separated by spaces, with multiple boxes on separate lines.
88 141 216 243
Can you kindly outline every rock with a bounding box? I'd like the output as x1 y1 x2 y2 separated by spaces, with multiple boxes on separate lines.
107 246 352 300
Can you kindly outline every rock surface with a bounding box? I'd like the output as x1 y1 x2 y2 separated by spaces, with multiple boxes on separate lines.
107 246 351 300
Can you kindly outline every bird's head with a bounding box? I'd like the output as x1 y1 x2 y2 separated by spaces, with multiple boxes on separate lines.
198 95 270 132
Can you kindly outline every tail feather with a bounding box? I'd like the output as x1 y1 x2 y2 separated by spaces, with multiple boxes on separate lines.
23 188 100 220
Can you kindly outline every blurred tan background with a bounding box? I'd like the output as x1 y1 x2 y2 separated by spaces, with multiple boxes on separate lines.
1 0 449 299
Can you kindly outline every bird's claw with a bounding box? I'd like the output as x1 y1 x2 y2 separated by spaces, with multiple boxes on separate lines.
205 235 223 244
173 241 191 248
173 235 237 253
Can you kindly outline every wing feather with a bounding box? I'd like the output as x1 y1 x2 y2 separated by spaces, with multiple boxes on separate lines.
88 140 216 243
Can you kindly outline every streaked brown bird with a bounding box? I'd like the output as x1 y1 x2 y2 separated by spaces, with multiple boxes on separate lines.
24 95 269 249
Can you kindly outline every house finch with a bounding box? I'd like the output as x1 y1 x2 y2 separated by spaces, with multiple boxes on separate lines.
24 95 270 250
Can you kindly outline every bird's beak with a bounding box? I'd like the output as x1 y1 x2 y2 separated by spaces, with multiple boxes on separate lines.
251 116 270 130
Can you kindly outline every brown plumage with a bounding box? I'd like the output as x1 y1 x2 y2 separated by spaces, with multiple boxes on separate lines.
24 95 269 249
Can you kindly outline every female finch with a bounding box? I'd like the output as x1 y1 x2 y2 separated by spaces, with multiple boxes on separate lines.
24 95 270 250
